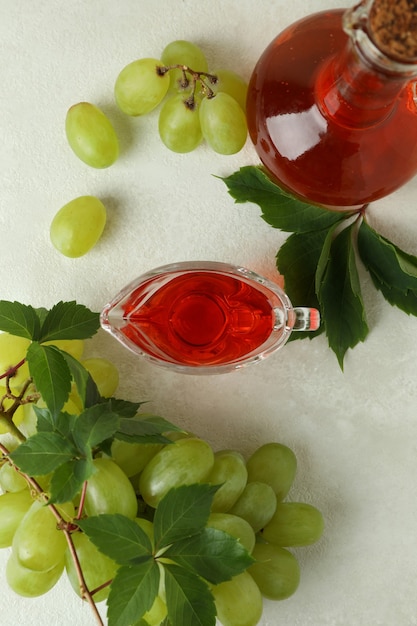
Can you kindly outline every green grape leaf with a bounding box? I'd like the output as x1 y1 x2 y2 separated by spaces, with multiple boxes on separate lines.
26 342 72 415
164 527 254 584
109 398 146 418
9 431 77 475
48 457 94 504
164 564 216 626
358 220 417 294
38 301 100 342
107 560 160 626
154 484 219 550
33 405 55 432
78 514 154 566
221 166 346 233
59 350 101 408
318 223 368 368
116 414 181 444
368 271 417 315
72 403 120 453
0 300 41 339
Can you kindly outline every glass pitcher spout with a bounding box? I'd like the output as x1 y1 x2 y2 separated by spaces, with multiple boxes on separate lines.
292 307 321 332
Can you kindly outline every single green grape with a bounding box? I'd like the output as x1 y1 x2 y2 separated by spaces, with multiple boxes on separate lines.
65 102 119 168
261 501 324 547
211 571 263 626
199 92 247 154
210 69 248 111
12 499 74 571
43 339 85 360
114 58 170 116
83 457 138 519
81 357 119 398
0 333 31 388
0 462 28 492
207 512 255 554
248 542 300 600
143 594 168 626
111 439 163 478
228 481 277 533
139 437 214 508
65 531 119 602
246 442 297 501
50 195 106 258
158 94 203 153
0 489 33 548
207 449 248 513
6 552 64 597
135 517 155 545
161 40 208 92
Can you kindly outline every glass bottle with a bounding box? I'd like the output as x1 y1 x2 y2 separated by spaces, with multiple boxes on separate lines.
246 0 417 209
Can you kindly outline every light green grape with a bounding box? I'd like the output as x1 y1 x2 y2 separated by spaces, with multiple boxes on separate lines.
248 542 300 600
81 357 119 398
65 102 119 168
0 489 33 548
210 69 248 111
246 442 297 501
135 517 155 545
43 339 85 360
0 333 30 388
111 439 163 477
158 94 203 153
199 92 247 154
12 499 74 571
207 450 248 513
50 195 107 258
65 531 118 602
139 437 214 508
143 594 168 626
261 501 324 547
161 40 208 92
207 512 255 555
6 552 64 597
228 481 277 533
83 457 138 519
211 571 263 626
114 58 170 116
0 462 28 492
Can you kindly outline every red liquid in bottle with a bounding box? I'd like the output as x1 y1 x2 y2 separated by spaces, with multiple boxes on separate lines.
118 271 275 366
246 9 417 207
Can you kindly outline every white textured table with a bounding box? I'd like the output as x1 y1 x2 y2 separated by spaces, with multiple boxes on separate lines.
1 1 417 625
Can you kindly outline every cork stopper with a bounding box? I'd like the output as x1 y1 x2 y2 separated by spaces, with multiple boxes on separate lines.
369 0 417 61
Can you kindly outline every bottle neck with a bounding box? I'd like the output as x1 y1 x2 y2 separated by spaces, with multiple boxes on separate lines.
316 2 417 128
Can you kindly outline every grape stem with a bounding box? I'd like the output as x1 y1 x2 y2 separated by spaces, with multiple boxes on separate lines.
156 64 218 109
0 443 105 626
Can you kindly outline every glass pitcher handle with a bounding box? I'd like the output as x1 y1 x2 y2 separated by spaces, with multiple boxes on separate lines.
292 307 320 331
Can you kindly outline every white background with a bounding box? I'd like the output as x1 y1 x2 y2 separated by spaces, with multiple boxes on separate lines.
1 1 417 625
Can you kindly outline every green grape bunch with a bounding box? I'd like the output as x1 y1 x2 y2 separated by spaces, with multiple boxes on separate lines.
114 39 248 155
0 300 324 626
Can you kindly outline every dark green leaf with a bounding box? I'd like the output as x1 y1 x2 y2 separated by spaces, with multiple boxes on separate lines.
368 271 417 315
221 166 346 233
48 457 93 504
318 223 368 368
154 484 219 550
33 405 55 432
358 220 417 294
72 403 119 453
164 527 254 584
9 431 77 475
38 301 100 342
0 300 41 340
54 411 78 438
109 399 146 418
116 414 180 445
78 514 153 566
164 564 216 626
26 342 72 415
59 350 101 408
107 560 160 626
